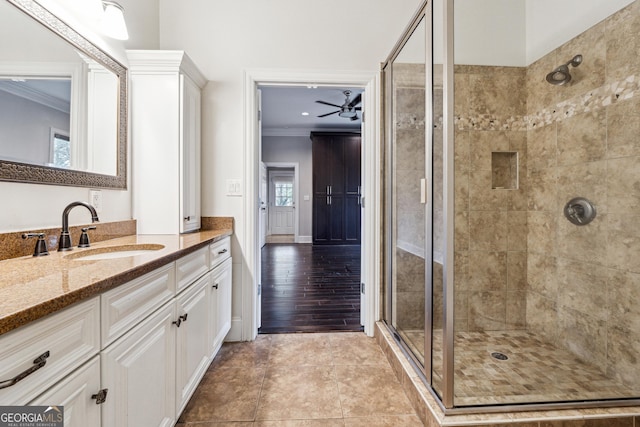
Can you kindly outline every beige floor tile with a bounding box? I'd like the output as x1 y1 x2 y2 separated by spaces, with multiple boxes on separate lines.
255 420 346 426
335 365 416 418
255 365 343 420
179 366 266 423
269 333 334 366
176 423 254 427
211 335 272 369
329 332 389 366
343 415 424 427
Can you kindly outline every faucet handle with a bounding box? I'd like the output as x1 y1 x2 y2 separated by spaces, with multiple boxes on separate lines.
22 233 49 257
78 226 97 248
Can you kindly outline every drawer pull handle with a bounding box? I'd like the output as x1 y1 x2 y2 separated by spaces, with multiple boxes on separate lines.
0 351 50 390
91 388 109 404
212 283 219 289
184 216 191 221
217 249 228 255
173 313 189 327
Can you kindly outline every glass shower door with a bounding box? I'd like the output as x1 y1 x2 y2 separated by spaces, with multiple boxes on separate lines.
386 15 429 368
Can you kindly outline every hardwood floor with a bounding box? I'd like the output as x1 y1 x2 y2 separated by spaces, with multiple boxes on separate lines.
259 244 363 334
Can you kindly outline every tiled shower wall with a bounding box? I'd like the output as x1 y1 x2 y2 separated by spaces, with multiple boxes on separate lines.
454 0 640 389
453 64 529 332
525 0 640 389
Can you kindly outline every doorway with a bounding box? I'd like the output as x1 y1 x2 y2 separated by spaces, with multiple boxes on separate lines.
242 69 381 340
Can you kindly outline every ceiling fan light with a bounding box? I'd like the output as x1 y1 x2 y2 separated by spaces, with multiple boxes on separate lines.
338 110 357 119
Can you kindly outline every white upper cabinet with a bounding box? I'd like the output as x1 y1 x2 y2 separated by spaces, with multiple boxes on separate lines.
127 50 206 234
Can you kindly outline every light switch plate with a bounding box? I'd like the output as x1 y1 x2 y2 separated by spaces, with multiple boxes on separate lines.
226 179 242 196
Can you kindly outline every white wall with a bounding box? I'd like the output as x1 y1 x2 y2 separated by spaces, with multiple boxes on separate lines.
158 0 423 339
454 0 526 66
525 0 635 63
262 136 313 239
450 0 635 67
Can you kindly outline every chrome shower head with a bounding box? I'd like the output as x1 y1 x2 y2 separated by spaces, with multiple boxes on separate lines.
546 54 583 86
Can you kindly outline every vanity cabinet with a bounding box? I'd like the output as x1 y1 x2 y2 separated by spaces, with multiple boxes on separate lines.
100 236 231 427
128 50 206 234
0 236 231 427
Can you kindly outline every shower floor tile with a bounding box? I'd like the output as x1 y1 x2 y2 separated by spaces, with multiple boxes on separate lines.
401 329 638 406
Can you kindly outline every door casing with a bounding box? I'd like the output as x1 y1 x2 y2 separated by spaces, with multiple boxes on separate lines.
243 69 381 339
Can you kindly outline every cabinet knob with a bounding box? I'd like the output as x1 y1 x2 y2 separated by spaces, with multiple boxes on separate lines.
184 216 191 221
91 388 109 405
212 283 219 289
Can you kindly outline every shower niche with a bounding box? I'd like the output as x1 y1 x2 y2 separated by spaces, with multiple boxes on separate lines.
491 151 518 190
383 0 640 415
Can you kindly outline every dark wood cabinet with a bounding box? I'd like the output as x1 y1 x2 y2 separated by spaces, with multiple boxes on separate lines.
311 132 361 245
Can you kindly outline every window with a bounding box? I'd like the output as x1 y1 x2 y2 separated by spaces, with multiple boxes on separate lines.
275 182 293 206
49 128 70 169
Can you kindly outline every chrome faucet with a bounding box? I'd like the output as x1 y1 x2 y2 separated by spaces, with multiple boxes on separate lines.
58 202 99 251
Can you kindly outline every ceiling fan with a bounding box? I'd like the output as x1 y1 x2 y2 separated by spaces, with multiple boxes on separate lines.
316 90 362 121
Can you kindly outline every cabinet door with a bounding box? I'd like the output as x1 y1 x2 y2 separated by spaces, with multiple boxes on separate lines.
175 273 211 415
180 74 201 233
209 258 232 358
101 302 176 427
312 133 361 244
30 356 101 427
344 135 362 243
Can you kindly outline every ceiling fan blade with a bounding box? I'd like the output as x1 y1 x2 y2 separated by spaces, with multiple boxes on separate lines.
316 100 342 108
348 93 362 108
318 110 340 118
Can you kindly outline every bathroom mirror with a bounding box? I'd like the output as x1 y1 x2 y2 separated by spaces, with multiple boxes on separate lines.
0 0 127 189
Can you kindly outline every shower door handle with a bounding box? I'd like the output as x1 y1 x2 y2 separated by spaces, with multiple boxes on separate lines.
420 179 427 204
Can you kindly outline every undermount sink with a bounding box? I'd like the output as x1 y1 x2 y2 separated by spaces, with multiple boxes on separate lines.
64 244 165 261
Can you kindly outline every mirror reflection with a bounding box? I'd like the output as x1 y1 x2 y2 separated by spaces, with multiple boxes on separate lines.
0 0 119 177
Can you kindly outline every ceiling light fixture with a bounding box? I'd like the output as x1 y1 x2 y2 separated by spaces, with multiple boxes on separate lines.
301 112 309 116
101 1 129 40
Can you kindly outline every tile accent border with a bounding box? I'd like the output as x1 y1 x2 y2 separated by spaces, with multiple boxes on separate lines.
454 72 639 132
374 321 640 427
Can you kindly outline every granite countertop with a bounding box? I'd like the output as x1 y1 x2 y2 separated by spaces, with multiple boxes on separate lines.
0 229 232 336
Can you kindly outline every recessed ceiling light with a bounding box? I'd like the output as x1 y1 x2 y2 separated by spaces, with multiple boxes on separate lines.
307 85 318 89
301 112 309 116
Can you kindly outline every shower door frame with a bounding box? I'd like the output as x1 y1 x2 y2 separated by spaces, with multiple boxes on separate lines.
382 0 435 395
384 0 640 414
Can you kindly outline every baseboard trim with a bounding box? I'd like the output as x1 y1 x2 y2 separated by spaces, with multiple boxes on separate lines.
296 235 312 243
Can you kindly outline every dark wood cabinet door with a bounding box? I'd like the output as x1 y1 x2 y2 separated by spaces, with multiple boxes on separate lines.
311 132 361 245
